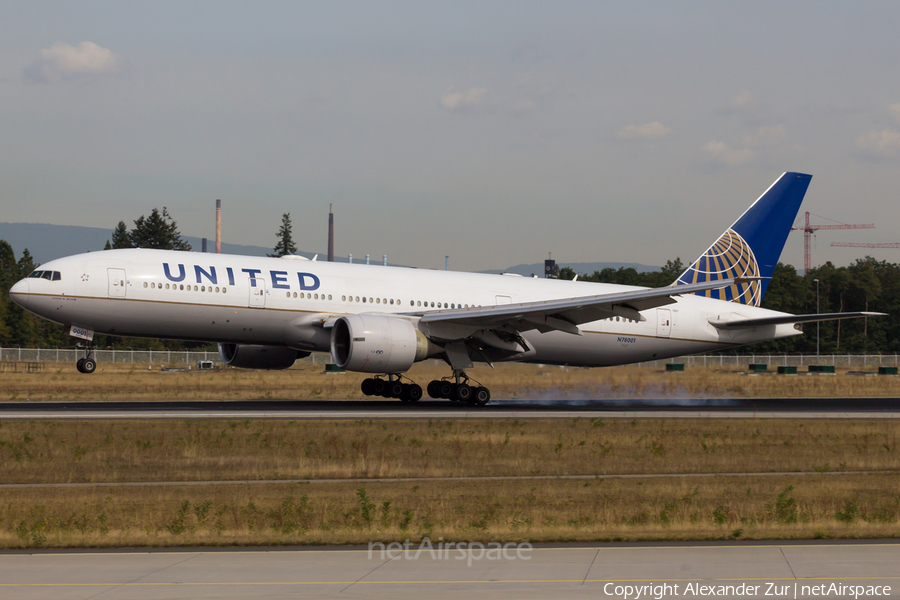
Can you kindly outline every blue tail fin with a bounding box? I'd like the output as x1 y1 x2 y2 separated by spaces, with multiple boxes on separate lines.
674 172 812 306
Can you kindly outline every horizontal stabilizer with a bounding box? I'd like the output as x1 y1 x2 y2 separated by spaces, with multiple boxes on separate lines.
708 311 886 330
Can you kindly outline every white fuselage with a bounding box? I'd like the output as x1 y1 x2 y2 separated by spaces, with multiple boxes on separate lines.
10 249 802 367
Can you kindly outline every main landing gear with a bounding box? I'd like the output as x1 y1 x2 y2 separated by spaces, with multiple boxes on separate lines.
360 374 424 403
75 343 97 374
426 370 491 406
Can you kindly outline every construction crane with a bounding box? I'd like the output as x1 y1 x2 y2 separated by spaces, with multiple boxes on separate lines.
791 212 875 271
831 242 900 249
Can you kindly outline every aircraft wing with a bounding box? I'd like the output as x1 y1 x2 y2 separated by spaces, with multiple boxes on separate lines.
416 278 758 336
708 311 886 330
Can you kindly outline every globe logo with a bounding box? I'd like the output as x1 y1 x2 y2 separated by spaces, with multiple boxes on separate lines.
677 229 761 306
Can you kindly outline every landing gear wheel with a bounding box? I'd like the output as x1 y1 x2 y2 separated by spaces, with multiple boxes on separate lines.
76 358 86 373
361 378 376 396
427 380 441 399
406 384 423 402
387 381 404 399
81 358 97 374
472 386 491 406
454 383 472 403
438 381 454 399
371 379 387 396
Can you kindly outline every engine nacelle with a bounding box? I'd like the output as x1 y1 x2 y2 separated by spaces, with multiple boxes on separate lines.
218 343 308 370
330 315 432 373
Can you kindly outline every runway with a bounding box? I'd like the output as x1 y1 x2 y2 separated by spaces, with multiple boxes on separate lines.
2 397 900 420
1 542 897 599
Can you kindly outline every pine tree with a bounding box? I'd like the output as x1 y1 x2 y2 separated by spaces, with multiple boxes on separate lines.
130 208 191 251
110 221 132 249
269 213 297 257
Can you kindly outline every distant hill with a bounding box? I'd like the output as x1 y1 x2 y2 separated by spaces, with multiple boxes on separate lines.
479 262 659 276
0 222 661 275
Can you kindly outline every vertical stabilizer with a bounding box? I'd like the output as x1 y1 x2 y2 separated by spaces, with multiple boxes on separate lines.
674 172 811 305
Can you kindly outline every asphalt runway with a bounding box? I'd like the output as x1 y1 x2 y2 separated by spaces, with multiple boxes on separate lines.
2 397 900 420
1 542 897 599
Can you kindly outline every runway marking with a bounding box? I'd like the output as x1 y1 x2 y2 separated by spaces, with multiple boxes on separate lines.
4 410 900 421
2 470 897 490
3 576 900 587
11 542 900 556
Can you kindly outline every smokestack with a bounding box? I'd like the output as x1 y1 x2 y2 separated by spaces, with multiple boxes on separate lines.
215 199 221 254
327 203 334 262
202 238 207 253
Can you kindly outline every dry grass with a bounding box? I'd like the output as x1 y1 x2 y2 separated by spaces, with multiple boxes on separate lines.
2 474 898 549
1 419 899 484
2 362 899 402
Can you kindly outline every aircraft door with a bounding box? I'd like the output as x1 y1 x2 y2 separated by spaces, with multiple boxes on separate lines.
249 278 266 308
495 295 512 305
656 308 671 338
107 268 127 299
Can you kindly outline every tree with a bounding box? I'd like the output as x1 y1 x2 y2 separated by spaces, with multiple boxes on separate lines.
107 221 132 249
130 208 191 251
269 213 298 257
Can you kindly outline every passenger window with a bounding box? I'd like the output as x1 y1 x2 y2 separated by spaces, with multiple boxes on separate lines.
376 298 380 304
201 286 205 292
362 297 366 303
144 282 148 288
417 301 421 307
328 295 332 300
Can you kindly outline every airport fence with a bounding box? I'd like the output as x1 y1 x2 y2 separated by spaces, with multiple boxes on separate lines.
638 354 900 368
0 347 898 369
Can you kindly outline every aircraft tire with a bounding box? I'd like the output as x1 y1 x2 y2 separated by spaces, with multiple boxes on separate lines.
76 358 86 373
371 379 386 396
361 379 376 396
82 358 97 374
427 381 441 398
455 383 472 402
407 384 423 402
438 381 454 399
473 387 491 406
387 381 404 398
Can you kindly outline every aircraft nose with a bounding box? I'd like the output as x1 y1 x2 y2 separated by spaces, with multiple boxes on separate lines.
9 279 29 306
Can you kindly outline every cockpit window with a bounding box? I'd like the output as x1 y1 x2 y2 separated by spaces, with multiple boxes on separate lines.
27 270 61 281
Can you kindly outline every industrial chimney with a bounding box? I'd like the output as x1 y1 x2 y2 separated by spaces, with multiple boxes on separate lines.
215 199 222 254
327 203 334 262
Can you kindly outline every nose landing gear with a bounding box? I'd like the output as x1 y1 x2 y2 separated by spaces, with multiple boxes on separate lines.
427 370 491 405
75 343 97 374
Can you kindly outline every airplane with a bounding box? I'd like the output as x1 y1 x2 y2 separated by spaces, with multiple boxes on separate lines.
8 172 883 405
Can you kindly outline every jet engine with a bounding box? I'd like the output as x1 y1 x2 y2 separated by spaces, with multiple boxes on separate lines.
330 315 434 373
218 343 308 370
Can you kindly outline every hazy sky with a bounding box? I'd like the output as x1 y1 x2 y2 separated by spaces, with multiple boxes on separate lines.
2 2 899 271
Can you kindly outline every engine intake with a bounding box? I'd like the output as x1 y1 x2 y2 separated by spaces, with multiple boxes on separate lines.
218 343 307 370
330 315 432 373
